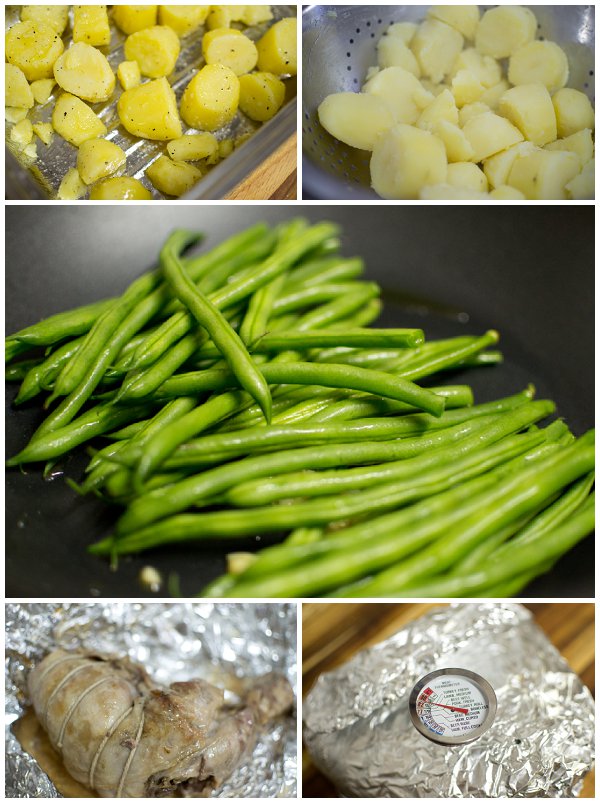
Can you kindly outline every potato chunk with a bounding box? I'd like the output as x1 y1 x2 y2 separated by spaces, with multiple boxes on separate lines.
180 64 240 131
458 102 490 126
416 89 459 132
158 6 210 35
434 120 475 162
428 6 480 40
370 123 447 199
545 129 594 169
118 77 182 139
385 22 417 46
479 79 509 111
451 70 484 107
30 78 55 104
57 168 87 199
508 41 569 92
146 155 202 196
551 88 595 139
5 108 29 124
318 92 394 150
77 138 127 184
447 161 487 192
6 21 65 81
450 48 501 88
498 84 556 146
117 60 141 91
420 184 487 200
10 118 34 148
32 122 54 145
112 6 158 35
411 19 463 84
377 34 420 76
73 6 111 47
475 6 536 58
507 149 580 199
52 92 107 145
90 176 152 199
239 72 286 122
21 6 69 35
483 141 537 188
488 185 525 200
565 160 594 200
167 132 219 161
462 111 523 162
53 43 116 103
256 18 297 76
203 28 258 76
242 6 273 26
124 26 181 78
364 67 433 125
6 64 34 109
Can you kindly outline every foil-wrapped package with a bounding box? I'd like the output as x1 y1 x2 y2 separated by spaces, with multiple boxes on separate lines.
303 603 594 798
6 602 297 798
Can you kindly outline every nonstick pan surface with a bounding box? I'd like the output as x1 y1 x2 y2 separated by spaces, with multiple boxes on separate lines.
5 206 594 597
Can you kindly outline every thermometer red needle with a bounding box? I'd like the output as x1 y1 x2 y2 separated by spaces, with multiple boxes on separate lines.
427 701 469 714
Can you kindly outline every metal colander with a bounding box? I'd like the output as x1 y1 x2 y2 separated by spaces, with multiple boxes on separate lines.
302 5 595 200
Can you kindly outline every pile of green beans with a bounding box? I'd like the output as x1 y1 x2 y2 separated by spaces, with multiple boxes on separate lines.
5 219 594 598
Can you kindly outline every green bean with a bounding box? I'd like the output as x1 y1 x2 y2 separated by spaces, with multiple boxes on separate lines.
282 257 364 290
7 402 154 465
14 337 85 404
103 420 150 441
383 493 594 598
161 229 273 424
5 338 35 363
270 281 372 316
7 298 115 348
239 273 287 345
227 399 554 507
6 358 43 382
292 285 380 331
340 432 594 596
251 328 425 352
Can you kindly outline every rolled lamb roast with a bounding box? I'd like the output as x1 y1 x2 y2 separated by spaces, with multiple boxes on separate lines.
28 649 294 798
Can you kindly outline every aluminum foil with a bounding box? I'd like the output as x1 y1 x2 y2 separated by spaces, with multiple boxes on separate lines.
303 603 595 798
5 602 297 798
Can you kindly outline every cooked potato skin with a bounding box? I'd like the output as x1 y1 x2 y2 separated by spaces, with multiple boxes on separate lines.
90 176 152 199
52 92 107 145
6 20 65 81
112 6 158 35
77 138 127 184
239 72 286 122
53 43 116 103
256 18 297 76
118 77 182 140
180 64 240 131
124 25 181 78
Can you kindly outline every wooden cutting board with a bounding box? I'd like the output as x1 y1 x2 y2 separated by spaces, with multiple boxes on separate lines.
225 133 297 200
302 603 595 798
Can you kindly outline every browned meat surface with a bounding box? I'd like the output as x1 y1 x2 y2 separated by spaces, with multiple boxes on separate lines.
28 649 293 798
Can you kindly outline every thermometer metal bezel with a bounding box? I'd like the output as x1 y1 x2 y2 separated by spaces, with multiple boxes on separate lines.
409 667 497 746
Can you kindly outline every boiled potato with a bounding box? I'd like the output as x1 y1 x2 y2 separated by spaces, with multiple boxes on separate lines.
475 6 536 58
146 155 202 196
6 21 65 81
239 72 286 122
416 89 459 132
73 6 111 47
53 43 116 103
117 60 141 90
545 129 594 169
411 19 463 84
256 18 297 75
428 6 480 40
498 84 556 146
6 64 34 109
451 48 501 88
420 183 487 199
451 70 484 107
203 29 258 75
241 6 273 26
370 123 447 199
158 6 210 35
52 92 107 145
21 6 69 35
10 118 34 148
112 6 158 34
462 111 523 162
77 138 127 184
488 185 526 199
90 176 152 199
446 161 487 191
551 88 595 138
30 78 55 104
565 159 594 200
57 168 87 199
458 101 490 126
318 92 394 150
5 108 30 124
32 122 54 145
206 6 246 30
483 140 537 188
167 132 219 161
364 67 433 125
508 41 569 92
377 34 420 76
118 77 182 139
479 79 509 111
124 26 181 78
386 22 418 45
434 120 475 162
219 138 234 157
180 64 239 131
507 149 580 199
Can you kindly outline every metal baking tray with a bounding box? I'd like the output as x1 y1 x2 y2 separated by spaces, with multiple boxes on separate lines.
5 4 297 200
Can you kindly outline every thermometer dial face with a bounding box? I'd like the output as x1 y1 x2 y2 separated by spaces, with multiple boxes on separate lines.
409 668 497 746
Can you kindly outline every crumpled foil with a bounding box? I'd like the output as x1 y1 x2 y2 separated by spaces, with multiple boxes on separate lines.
5 602 297 798
303 603 595 798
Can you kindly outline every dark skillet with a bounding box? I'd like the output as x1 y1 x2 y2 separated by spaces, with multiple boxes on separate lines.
6 206 594 598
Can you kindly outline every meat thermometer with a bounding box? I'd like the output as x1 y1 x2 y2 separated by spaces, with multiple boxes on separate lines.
408 668 497 746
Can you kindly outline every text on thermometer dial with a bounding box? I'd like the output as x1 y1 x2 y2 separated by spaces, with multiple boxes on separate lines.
409 668 497 746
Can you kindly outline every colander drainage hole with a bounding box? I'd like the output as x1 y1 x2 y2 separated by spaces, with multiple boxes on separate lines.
347 65 351 71
304 112 309 120
353 78 358 84
589 70 594 76
355 28 360 33
366 21 371 26
349 38 354 43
